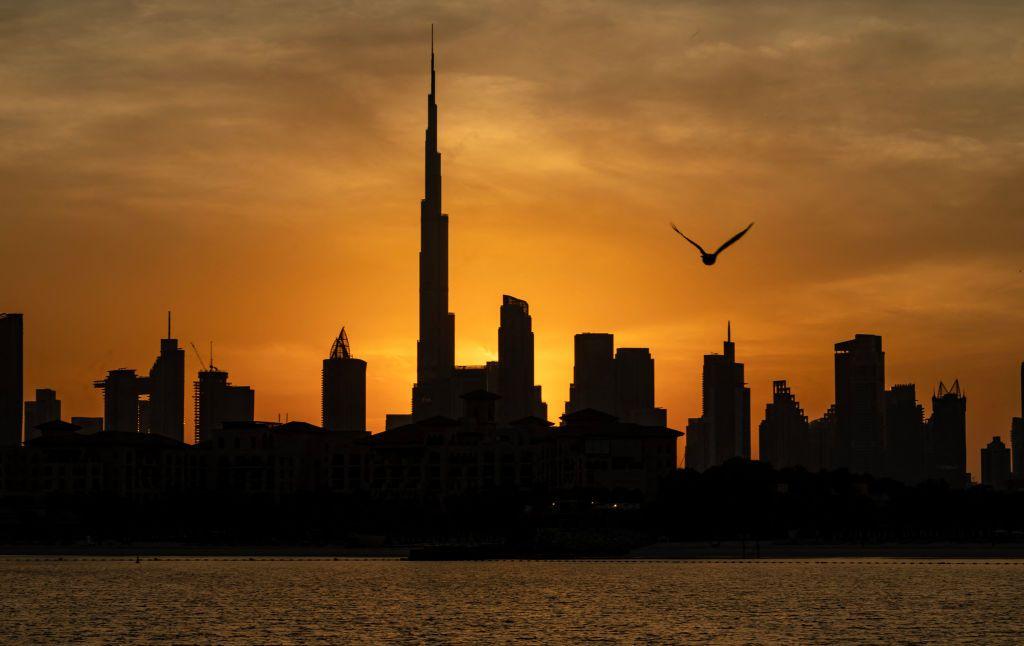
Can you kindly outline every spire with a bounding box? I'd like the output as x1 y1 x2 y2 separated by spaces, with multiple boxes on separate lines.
430 24 435 96
724 320 735 361
330 327 352 360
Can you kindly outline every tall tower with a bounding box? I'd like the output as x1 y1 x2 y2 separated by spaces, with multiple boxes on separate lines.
497 295 546 423
697 323 751 467
0 313 23 447
148 313 185 442
1012 361 1024 479
194 365 255 445
566 333 616 415
833 334 885 476
926 380 967 488
413 27 456 419
94 368 142 432
322 327 367 432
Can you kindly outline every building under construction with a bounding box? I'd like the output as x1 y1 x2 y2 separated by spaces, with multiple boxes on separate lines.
193 352 255 445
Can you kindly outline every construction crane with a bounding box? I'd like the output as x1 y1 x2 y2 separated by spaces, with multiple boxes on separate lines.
189 342 214 371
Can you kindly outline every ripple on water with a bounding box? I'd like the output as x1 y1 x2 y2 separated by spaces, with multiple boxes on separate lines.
0 559 1021 643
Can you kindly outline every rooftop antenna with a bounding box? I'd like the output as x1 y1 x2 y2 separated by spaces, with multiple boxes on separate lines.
167 311 172 339
209 341 214 371
727 320 731 343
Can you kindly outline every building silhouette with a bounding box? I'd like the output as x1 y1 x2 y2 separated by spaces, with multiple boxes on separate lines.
24 388 61 443
758 380 810 470
496 295 546 424
833 334 885 476
926 380 967 487
194 365 255 445
1011 362 1024 479
322 328 367 432
93 326 185 438
566 333 615 415
565 333 665 425
0 313 23 447
614 348 666 426
147 316 185 442
94 368 143 432
807 406 836 472
411 36 457 421
884 384 925 483
686 323 750 471
980 436 1011 489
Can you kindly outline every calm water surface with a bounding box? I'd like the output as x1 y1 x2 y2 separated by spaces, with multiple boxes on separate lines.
0 558 1021 643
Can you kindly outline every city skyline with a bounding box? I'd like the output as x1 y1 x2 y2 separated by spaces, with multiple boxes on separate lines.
3 3 1024 478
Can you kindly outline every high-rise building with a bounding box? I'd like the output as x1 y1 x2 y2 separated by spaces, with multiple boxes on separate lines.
684 418 706 471
884 384 925 483
322 328 367 432
925 380 967 488
147 316 185 442
807 406 836 472
0 313 23 447
94 368 143 432
194 367 255 445
24 388 61 443
980 436 1011 489
614 348 666 426
1011 362 1024 479
688 323 750 470
93 322 183 438
564 333 666 425
566 333 615 415
833 334 885 476
412 34 457 421
496 295 546 423
758 380 810 469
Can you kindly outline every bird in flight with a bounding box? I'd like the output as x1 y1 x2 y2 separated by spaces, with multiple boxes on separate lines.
670 222 754 266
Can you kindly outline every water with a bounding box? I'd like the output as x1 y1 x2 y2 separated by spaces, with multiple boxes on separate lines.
0 558 1021 643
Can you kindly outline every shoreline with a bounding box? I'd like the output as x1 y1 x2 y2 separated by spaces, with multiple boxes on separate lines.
2 542 1024 560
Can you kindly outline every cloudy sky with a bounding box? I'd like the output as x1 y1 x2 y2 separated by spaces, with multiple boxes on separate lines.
2 0 1023 473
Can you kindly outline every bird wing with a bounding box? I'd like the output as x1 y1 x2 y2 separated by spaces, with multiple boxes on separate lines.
670 223 708 255
712 222 754 256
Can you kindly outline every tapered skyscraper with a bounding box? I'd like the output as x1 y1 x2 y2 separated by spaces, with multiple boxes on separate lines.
413 31 456 419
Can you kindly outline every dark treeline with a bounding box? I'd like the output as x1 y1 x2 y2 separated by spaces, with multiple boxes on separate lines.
2 460 1022 550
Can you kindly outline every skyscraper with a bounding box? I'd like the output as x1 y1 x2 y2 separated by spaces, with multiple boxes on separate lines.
24 388 61 443
0 313 23 447
614 348 666 426
322 328 367 432
194 366 255 445
1011 362 1024 479
689 323 751 469
94 368 143 432
412 32 457 420
980 436 1011 489
496 295 546 423
833 334 885 476
884 384 925 483
566 333 615 415
758 380 810 469
147 316 185 442
926 380 967 488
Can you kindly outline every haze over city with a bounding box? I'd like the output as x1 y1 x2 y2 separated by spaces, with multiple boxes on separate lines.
2 1 1023 476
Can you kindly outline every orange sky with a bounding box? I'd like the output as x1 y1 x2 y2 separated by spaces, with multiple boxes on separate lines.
2 1 1023 476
